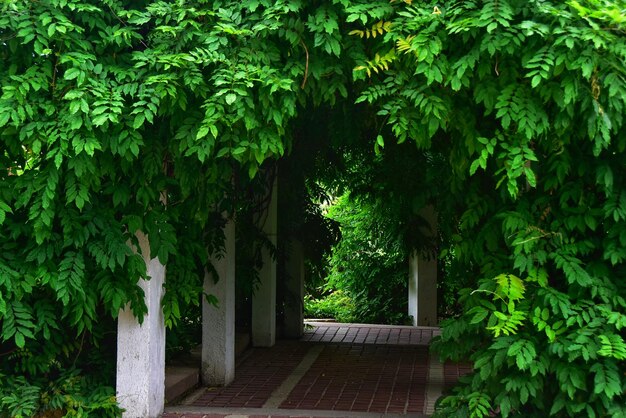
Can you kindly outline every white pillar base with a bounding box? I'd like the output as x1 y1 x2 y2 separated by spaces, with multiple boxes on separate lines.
408 206 438 327
284 240 304 339
252 254 276 346
116 232 166 418
408 252 437 326
252 178 278 347
202 219 236 386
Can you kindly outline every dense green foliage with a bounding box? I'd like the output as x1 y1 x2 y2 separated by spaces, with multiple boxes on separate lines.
303 290 355 322
313 0 626 415
0 0 309 414
298 104 443 326
1 0 625 416
375 2 626 416
320 194 412 325
372 1 626 416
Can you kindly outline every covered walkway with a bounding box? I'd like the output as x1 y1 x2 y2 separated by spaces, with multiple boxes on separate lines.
162 322 471 418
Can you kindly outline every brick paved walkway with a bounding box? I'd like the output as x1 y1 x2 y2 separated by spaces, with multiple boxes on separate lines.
280 344 428 413
191 341 310 409
300 323 438 346
163 322 470 418
443 362 473 391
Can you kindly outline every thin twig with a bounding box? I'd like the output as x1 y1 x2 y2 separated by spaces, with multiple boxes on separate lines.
0 348 17 357
108 4 149 50
299 39 309 89
0 34 16 42
470 288 506 303
72 331 86 368
51 53 59 91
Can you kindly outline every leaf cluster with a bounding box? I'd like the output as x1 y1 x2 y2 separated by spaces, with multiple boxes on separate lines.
344 0 626 416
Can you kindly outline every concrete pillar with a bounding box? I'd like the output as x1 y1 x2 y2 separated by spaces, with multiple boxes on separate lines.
117 232 166 418
408 206 438 327
252 178 277 347
202 218 236 386
283 240 305 338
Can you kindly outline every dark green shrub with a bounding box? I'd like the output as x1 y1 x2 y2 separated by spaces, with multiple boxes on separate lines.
304 291 356 322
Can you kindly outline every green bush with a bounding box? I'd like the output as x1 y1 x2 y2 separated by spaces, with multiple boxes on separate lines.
304 291 356 323
320 193 413 325
0 371 121 418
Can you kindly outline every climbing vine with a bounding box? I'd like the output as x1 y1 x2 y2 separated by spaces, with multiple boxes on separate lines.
351 1 626 416
0 0 317 414
1 0 625 416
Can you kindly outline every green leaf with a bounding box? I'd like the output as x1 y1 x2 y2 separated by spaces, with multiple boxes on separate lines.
133 113 145 129
494 274 525 301
470 307 489 324
0 111 11 127
225 93 237 105
248 164 258 179
92 114 109 126
14 332 25 348
469 159 481 175
64 68 81 81
197 126 209 140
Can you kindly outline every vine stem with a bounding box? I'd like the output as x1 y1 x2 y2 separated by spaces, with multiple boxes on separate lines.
300 40 309 89
72 331 86 368
470 288 507 304
0 348 17 357
108 4 149 50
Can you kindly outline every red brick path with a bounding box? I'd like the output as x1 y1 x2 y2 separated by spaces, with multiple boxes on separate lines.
300 323 437 346
162 323 470 418
444 361 473 390
163 415 342 418
192 341 310 408
280 344 428 414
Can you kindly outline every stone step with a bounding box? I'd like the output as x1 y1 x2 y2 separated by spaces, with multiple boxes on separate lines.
165 331 252 404
165 366 199 404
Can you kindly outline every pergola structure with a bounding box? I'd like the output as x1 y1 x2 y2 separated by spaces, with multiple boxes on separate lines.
114 180 437 417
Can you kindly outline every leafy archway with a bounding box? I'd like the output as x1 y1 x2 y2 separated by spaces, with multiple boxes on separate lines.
1 1 625 416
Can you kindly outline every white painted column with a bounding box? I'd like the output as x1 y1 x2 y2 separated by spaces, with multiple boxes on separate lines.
202 218 236 386
252 178 278 347
284 240 304 339
408 253 419 326
408 206 438 327
117 232 166 418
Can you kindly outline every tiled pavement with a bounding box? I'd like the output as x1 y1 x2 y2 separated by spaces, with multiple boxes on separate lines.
443 362 473 391
280 344 429 413
162 322 471 418
191 341 311 409
299 323 438 346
